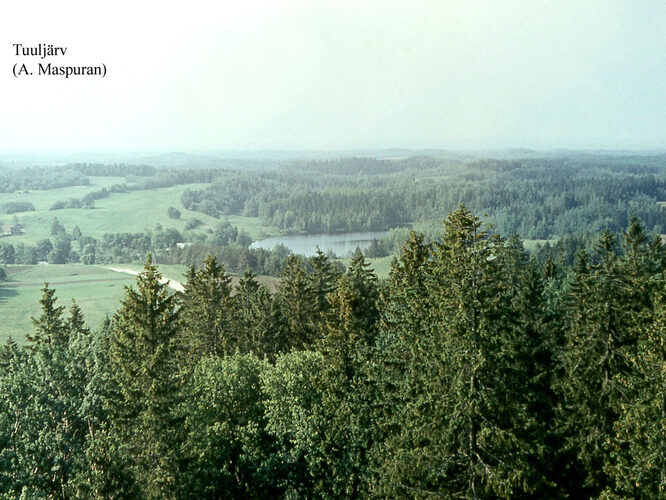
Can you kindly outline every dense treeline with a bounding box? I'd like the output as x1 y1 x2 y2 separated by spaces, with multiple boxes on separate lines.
0 218 296 276
67 163 221 189
0 163 220 196
181 155 666 238
0 206 664 498
4 155 666 240
0 202 35 215
0 168 90 192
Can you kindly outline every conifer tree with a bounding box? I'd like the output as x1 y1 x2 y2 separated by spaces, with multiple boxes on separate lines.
107 254 181 499
27 283 68 347
307 247 341 316
311 275 376 497
607 285 666 498
234 268 286 357
276 254 317 350
68 300 89 339
374 206 538 498
180 256 233 361
559 229 642 495
1 294 96 497
343 248 380 338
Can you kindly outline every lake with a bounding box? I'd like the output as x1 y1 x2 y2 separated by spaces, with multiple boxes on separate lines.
249 231 389 257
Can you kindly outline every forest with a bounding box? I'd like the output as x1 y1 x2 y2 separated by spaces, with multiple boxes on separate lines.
179 155 666 237
0 205 664 498
2 153 666 277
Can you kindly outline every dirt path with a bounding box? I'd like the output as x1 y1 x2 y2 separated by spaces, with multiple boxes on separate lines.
105 267 184 292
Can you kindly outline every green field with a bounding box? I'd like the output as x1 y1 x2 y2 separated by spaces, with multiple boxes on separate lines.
110 263 279 292
0 263 280 344
338 255 393 278
0 264 139 343
0 177 277 245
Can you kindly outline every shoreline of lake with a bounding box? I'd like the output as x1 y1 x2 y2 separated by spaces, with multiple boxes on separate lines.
249 230 390 257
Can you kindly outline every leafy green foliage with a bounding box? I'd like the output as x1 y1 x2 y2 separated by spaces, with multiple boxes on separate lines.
0 208 665 497
180 354 275 498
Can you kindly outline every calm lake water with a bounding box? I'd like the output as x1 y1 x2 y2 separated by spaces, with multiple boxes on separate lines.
249 231 389 257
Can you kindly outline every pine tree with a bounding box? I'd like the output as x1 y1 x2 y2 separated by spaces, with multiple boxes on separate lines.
276 255 317 350
373 206 538 498
27 283 68 348
107 254 181 499
180 256 233 362
558 228 644 495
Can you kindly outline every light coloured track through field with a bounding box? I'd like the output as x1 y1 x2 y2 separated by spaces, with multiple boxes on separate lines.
105 267 184 292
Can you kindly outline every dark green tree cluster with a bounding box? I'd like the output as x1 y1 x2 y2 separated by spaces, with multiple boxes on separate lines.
0 207 664 498
0 167 89 193
183 154 666 237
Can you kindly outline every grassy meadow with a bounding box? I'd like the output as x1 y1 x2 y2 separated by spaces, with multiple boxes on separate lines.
0 177 276 245
0 262 280 344
338 255 393 278
0 264 136 343
0 176 398 342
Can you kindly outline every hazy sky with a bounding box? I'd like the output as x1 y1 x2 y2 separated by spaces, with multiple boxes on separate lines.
1 0 665 152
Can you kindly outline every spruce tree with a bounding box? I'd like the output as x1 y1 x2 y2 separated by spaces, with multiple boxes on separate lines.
558 229 644 495
234 268 286 358
607 285 666 498
343 248 380 338
107 254 181 499
373 206 539 498
27 283 68 347
276 254 318 350
1 294 97 497
180 256 233 362
307 247 341 316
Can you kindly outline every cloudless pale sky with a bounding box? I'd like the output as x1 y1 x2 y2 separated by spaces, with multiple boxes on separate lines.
1 0 665 152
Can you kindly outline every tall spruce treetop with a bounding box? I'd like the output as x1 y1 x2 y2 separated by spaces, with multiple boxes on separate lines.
233 268 288 358
277 254 318 350
308 247 341 315
344 248 379 337
68 300 89 339
607 283 666 498
559 224 647 495
378 231 431 354
107 254 181 499
109 254 180 415
28 283 68 348
180 255 233 359
374 205 540 498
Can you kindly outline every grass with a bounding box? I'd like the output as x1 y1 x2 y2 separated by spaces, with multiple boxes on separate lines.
0 178 276 245
101 263 190 284
0 264 137 343
105 262 279 291
0 262 280 344
337 255 393 278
